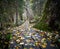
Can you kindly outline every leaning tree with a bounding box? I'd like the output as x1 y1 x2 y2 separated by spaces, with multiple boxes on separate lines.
34 0 60 32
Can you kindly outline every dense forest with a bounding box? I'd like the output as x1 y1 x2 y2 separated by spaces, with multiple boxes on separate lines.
0 0 60 49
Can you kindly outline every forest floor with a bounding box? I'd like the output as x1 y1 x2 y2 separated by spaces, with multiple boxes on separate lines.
9 20 58 49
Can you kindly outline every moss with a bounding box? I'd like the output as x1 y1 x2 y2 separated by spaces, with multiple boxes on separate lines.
33 21 52 32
